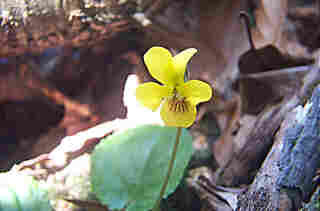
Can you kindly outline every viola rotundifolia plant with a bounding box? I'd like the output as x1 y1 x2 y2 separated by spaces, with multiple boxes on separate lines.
91 46 212 211
136 46 212 211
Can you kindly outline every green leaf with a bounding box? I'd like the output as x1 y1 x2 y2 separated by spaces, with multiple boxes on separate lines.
91 125 193 211
0 172 52 211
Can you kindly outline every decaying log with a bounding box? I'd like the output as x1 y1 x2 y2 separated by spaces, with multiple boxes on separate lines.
217 64 320 186
0 0 141 57
12 119 123 211
237 83 320 210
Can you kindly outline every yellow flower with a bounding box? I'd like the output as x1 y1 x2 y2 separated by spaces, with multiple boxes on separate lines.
135 47 212 128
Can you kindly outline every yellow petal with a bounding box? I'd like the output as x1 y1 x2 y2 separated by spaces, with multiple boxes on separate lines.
160 99 197 128
172 48 197 84
135 82 171 111
177 80 212 105
143 47 176 86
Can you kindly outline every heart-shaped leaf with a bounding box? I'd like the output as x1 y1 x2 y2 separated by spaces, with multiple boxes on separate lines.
91 125 193 211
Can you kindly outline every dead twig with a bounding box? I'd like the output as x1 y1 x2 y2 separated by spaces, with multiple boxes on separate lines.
16 119 123 178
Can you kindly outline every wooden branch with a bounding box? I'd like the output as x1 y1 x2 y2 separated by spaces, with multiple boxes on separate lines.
16 119 123 177
237 83 320 210
0 0 141 57
217 64 320 186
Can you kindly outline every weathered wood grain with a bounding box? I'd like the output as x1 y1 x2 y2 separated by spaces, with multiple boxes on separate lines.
217 65 320 186
0 0 140 56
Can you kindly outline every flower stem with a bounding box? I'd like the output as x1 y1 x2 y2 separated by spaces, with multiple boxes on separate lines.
152 127 182 211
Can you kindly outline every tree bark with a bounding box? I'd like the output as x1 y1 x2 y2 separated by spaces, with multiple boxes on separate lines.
0 0 140 57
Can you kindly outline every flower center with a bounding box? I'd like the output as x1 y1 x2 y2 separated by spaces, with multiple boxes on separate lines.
168 92 188 113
